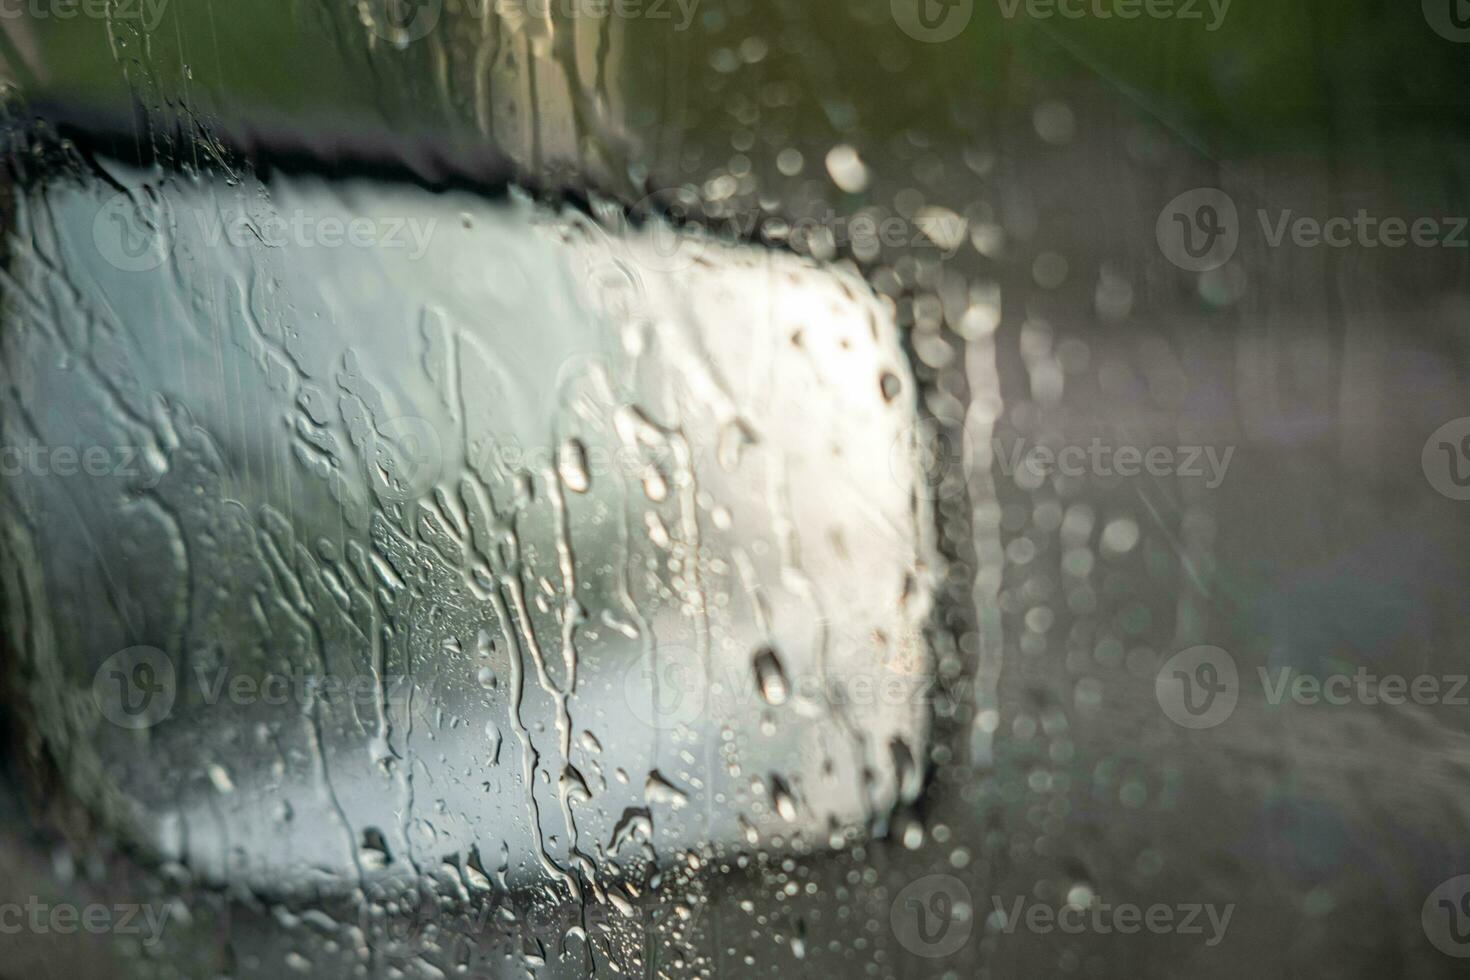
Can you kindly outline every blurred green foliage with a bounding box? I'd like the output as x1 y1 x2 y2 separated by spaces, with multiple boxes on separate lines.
5 0 1468 159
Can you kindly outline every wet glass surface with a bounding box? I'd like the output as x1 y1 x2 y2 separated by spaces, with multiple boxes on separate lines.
2 1 1470 977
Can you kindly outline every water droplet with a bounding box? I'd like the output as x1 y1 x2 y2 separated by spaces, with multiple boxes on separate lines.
557 437 591 493
1101 517 1140 555
207 764 235 794
880 371 902 403
752 647 789 706
771 775 798 822
825 144 870 193
645 770 691 809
